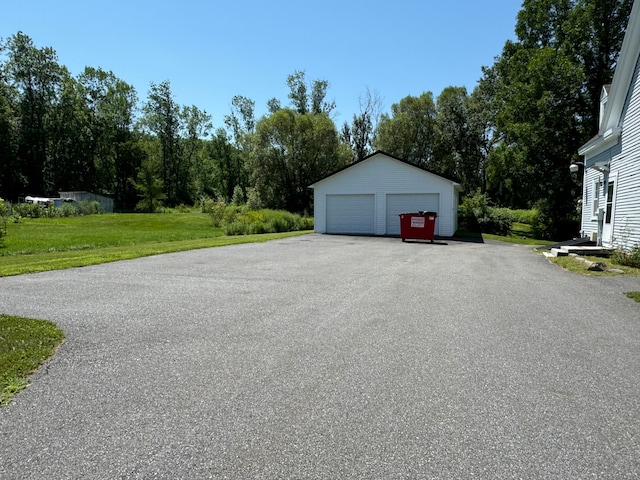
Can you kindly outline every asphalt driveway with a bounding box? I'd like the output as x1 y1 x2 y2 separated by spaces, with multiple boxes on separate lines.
1 235 639 479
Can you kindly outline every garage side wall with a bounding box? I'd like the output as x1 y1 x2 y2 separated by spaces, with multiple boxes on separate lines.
312 154 458 236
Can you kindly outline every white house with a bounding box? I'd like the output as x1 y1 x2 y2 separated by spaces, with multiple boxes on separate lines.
309 151 462 237
577 0 640 250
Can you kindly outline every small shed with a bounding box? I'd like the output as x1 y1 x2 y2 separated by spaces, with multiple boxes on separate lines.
309 151 462 237
58 191 114 213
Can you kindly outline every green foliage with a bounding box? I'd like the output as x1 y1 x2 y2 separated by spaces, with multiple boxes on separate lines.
231 185 245 205
134 160 166 213
530 198 579 240
0 314 65 406
202 198 232 228
10 201 103 219
223 209 313 236
205 199 313 235
0 198 8 240
509 208 539 225
253 107 349 213
612 247 640 269
375 92 438 168
458 190 513 236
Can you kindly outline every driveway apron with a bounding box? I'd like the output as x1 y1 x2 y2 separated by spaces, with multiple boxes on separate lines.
1 235 639 479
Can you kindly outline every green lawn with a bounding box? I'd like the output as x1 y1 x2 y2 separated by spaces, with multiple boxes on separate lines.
456 223 556 246
1 212 223 255
0 314 65 406
551 255 640 277
0 212 311 276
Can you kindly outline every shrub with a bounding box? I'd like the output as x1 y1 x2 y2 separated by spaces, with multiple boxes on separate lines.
231 186 245 205
207 200 228 227
510 208 539 225
612 247 640 268
530 199 579 240
13 202 46 218
221 208 313 236
0 198 8 240
480 208 513 236
458 190 513 236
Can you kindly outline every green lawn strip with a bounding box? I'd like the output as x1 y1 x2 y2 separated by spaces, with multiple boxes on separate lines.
455 228 555 246
624 292 640 303
0 314 65 406
550 255 640 277
1 213 222 256
0 230 311 277
481 232 555 245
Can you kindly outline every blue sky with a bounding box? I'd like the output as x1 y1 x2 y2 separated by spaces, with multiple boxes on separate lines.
3 1 522 129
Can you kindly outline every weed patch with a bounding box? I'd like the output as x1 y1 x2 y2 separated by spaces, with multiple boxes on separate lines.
625 292 640 303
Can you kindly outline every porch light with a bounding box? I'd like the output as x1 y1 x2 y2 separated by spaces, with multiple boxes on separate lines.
569 161 584 173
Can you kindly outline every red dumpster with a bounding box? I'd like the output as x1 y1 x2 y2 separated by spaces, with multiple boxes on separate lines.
399 212 437 242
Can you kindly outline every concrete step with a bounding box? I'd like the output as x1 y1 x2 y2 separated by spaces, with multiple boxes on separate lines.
560 246 613 257
549 248 569 257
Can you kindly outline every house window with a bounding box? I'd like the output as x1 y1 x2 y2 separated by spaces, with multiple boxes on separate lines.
592 180 600 218
605 181 614 224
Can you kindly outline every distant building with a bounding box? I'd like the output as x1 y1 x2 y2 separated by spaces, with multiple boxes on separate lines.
58 191 114 213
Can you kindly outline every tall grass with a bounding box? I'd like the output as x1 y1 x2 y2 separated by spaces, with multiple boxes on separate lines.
201 199 313 236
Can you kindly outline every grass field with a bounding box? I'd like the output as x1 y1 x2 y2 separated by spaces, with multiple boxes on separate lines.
1 213 224 255
0 212 311 276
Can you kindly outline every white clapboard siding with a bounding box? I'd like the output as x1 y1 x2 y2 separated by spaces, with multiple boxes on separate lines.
579 4 640 250
310 152 460 237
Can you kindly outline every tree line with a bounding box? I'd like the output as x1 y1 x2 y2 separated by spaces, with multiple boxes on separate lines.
0 0 632 237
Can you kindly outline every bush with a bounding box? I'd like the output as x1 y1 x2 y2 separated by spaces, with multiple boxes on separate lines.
479 208 513 236
612 247 640 268
510 208 539 225
530 198 579 240
13 202 46 218
11 200 103 219
0 198 8 240
221 208 313 236
458 190 513 236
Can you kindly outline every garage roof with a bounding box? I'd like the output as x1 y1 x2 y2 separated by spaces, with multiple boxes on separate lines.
309 150 461 188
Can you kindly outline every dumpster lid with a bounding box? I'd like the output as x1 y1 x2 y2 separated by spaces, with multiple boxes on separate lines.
398 211 438 216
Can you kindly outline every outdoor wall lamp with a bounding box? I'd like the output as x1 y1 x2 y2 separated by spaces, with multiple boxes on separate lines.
569 161 609 173
569 161 584 173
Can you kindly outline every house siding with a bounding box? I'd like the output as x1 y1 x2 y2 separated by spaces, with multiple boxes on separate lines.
312 153 459 236
609 53 640 249
581 54 640 249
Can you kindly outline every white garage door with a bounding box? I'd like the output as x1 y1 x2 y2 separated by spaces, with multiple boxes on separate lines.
326 194 375 234
386 193 439 235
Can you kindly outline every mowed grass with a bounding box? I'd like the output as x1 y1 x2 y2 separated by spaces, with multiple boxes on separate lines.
551 255 640 277
456 223 556 246
0 212 311 276
0 314 65 406
1 213 223 255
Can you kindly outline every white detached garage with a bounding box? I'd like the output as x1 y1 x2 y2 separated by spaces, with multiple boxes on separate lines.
310 151 462 237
